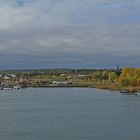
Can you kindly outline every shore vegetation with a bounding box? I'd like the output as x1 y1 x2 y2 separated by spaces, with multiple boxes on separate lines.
0 67 140 93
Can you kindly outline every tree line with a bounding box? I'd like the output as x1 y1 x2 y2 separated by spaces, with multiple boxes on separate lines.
82 67 140 87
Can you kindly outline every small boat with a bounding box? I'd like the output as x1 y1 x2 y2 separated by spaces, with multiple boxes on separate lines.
14 86 21 89
3 87 13 90
134 92 140 96
120 90 127 93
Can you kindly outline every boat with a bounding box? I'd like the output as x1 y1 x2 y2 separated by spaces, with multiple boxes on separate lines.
120 90 127 93
13 86 21 89
134 91 140 96
3 87 13 90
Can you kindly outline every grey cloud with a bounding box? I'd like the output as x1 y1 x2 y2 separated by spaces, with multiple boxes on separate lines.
0 0 140 69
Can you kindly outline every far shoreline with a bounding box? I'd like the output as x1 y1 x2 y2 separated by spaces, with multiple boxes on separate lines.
1 67 140 94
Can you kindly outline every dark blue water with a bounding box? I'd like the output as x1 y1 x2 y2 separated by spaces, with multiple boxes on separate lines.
0 88 140 140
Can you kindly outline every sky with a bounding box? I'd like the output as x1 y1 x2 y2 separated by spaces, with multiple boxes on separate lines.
0 0 140 69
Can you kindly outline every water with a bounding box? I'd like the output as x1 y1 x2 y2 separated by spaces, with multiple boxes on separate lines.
0 88 140 140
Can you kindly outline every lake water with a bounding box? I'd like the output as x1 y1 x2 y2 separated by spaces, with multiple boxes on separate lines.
0 88 140 140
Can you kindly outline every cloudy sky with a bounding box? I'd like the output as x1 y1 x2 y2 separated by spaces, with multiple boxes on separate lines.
0 0 140 69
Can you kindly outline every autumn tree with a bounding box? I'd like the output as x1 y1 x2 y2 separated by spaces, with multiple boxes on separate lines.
108 72 117 83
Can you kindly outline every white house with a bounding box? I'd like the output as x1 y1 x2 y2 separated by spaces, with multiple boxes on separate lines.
3 75 10 80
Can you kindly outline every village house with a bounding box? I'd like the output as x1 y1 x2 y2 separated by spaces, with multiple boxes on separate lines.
3 75 10 80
